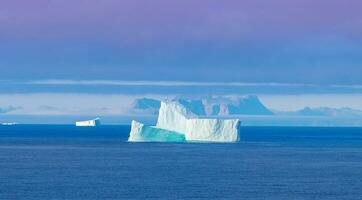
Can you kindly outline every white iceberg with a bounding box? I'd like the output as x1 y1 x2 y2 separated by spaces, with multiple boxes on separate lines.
185 118 240 142
129 101 240 143
156 101 196 134
75 117 101 127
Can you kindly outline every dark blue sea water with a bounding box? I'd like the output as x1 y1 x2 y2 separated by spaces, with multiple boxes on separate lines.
1 125 362 200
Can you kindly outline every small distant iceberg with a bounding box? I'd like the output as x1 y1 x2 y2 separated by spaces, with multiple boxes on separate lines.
129 101 241 143
75 117 101 127
1 122 19 126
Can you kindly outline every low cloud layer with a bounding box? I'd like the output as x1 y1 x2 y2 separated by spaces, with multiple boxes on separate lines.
0 80 359 95
27 80 313 87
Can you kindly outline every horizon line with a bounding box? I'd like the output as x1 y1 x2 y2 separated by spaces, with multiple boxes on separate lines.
12 79 362 89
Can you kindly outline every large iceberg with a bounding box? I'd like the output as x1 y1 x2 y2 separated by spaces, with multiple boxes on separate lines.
129 101 240 143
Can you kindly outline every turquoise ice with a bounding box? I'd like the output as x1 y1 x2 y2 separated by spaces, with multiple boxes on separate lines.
129 121 186 142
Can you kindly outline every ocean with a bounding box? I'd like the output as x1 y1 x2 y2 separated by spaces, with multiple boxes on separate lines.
1 125 362 199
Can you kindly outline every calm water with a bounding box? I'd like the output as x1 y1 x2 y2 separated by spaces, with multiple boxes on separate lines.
1 125 362 200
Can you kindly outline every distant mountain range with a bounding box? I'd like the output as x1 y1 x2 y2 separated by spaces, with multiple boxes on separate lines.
131 96 362 117
278 107 362 117
132 96 274 116
132 98 161 115
0 105 22 114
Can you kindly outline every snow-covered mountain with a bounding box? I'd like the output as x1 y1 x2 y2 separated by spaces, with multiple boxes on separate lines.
217 95 274 115
130 96 274 116
131 98 161 115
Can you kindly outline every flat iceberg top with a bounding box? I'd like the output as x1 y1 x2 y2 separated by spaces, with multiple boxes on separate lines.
75 118 101 127
129 101 240 143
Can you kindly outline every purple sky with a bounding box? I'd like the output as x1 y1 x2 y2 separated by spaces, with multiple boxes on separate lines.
2 0 362 40
0 0 361 84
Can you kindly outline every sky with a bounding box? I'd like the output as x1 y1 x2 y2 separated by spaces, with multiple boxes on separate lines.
0 0 362 122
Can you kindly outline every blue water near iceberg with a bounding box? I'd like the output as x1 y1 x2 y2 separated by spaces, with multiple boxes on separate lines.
1 125 362 199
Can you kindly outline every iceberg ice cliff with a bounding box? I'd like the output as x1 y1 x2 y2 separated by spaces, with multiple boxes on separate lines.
129 101 240 143
75 117 101 127
156 101 196 134
185 118 240 142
